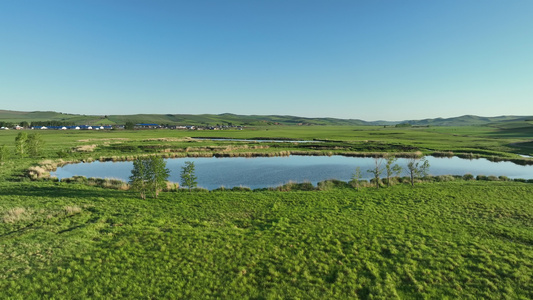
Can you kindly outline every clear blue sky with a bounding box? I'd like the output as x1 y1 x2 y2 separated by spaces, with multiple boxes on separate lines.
1 0 532 121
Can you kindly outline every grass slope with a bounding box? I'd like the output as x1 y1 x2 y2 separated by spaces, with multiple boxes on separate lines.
1 181 533 298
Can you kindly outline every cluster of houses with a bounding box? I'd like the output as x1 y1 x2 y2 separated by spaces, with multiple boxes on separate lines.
0 125 114 130
143 124 244 130
32 125 114 130
168 125 244 131
1 123 244 131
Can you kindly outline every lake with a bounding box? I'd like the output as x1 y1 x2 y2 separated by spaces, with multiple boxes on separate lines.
192 138 323 143
51 156 533 190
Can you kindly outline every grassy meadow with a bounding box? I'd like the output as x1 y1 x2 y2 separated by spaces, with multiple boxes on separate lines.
2 181 533 299
1 124 533 298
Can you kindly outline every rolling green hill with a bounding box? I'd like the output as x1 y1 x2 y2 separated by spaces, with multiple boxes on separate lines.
0 110 531 127
105 113 397 126
0 110 393 126
404 115 530 126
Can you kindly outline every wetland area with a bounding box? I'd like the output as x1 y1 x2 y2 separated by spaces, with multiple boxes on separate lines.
52 155 533 190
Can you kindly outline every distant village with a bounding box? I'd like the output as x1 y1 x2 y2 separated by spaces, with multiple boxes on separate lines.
0 122 244 131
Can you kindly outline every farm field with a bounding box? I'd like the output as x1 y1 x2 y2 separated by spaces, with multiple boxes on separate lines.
0 124 533 298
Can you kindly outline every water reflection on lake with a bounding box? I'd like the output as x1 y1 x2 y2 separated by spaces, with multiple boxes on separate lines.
51 156 533 190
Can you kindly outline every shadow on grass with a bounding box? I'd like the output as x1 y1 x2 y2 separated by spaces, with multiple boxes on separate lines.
485 126 533 138
0 183 128 200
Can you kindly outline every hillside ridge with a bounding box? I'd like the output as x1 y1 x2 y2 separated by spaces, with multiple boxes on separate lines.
0 110 530 127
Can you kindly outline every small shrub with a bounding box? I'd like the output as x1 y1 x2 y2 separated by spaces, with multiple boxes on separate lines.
369 178 384 188
435 175 455 182
498 176 509 181
423 175 435 182
317 180 335 191
231 186 252 192
317 179 350 191
276 181 315 191
358 180 371 188
164 181 179 192
290 182 315 191
476 175 488 181
487 175 499 181
381 178 395 186
463 174 475 181
513 178 526 183
275 181 296 191
102 179 126 189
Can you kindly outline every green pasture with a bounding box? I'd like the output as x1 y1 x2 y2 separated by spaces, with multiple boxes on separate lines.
0 124 531 163
1 181 533 298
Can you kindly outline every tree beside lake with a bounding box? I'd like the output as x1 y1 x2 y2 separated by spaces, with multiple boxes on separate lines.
181 161 198 192
129 156 170 199
367 157 384 189
385 155 402 187
406 156 430 187
351 166 363 190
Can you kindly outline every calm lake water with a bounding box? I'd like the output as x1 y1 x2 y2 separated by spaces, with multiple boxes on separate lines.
51 156 533 190
193 138 322 143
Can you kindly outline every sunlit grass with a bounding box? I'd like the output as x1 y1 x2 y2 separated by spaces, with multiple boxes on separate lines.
1 180 533 298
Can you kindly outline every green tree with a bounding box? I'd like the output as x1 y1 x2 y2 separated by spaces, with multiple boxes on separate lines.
15 132 28 157
26 133 44 157
129 156 170 199
384 155 402 187
124 121 135 130
367 157 384 189
129 157 150 199
147 156 170 198
351 166 363 190
180 161 197 192
406 156 430 187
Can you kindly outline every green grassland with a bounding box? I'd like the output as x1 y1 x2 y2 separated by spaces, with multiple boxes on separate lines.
1 124 533 298
1 181 533 298
1 122 531 165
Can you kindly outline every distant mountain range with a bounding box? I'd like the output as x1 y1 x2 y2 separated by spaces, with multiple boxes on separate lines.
0 110 531 127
